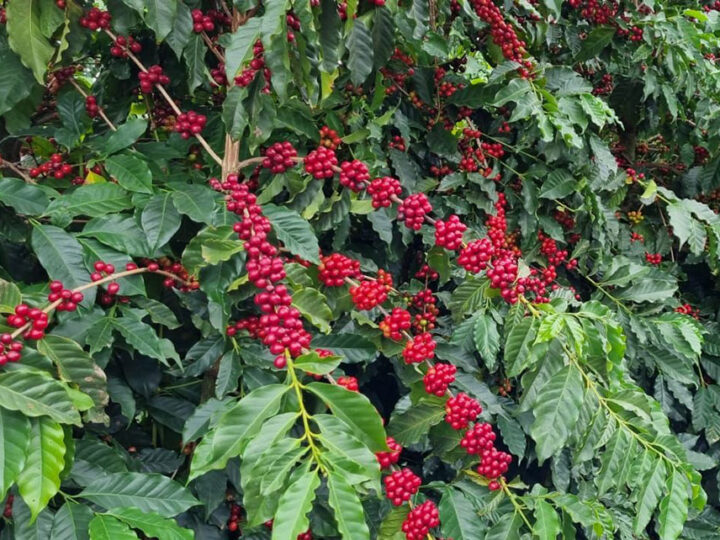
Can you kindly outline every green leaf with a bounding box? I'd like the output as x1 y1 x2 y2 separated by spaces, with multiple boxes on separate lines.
111 316 179 367
38 335 109 424
492 78 531 106
372 6 394 69
533 500 561 540
189 384 290 479
88 515 139 540
615 269 678 303
31 225 92 296
222 18 261 80
310 333 376 363
0 177 50 215
319 0 341 71
306 382 387 451
347 20 374 85
0 370 81 425
293 351 342 375
0 33 36 116
379 505 409 539
486 511 523 540
539 170 576 199
165 0 192 59
17 417 66 520
595 429 631 496
633 457 666 535
51 502 93 540
108 507 193 540
105 153 153 194
388 401 445 446
0 280 21 314
657 469 690 540
102 119 148 155
142 193 182 251
183 34 206 94
12 498 55 540
271 467 320 540
78 215 150 256
6 0 54 83
56 92 90 149
439 488 485 540
575 26 616 62
80 472 199 517
292 288 333 333
263 204 320 264
0 407 30 499
46 184 132 218
144 0 177 41
504 318 537 377
314 414 380 484
171 185 217 224
327 471 370 539
530 366 584 462
473 313 500 371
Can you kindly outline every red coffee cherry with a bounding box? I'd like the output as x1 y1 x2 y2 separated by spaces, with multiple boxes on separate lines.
85 96 99 118
304 147 338 179
296 530 313 540
262 142 298 173
402 333 436 364
368 177 402 208
477 446 512 479
397 193 432 231
337 376 359 392
349 270 392 310
379 308 411 341
79 7 111 30
458 238 495 273
110 35 141 58
460 422 496 454
645 252 662 265
339 160 370 192
401 500 440 540
384 468 422 506
318 253 361 287
174 111 207 139
376 436 402 469
139 65 170 93
434 214 467 250
423 363 456 396
191 9 215 33
445 392 482 429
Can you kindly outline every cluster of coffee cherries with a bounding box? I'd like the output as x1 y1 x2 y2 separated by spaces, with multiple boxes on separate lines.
214 174 312 366
625 168 645 184
469 0 533 76
262 141 298 173
174 111 207 139
592 74 614 96
110 36 141 58
139 65 170 93
191 9 216 33
29 154 73 179
227 503 242 533
676 303 700 319
6 304 49 341
85 96 100 118
234 40 271 93
79 7 111 30
90 261 121 299
645 252 662 265
142 258 199 292
0 333 23 366
48 280 84 312
319 125 343 149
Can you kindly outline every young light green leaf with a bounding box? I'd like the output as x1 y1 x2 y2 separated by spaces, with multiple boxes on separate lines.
0 370 81 425
533 500 561 540
327 471 370 539
0 407 30 499
88 514 139 540
6 0 54 83
108 507 193 540
17 417 66 521
271 467 320 540
657 469 690 540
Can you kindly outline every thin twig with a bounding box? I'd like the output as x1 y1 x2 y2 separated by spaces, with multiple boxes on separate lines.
1 160 34 184
68 78 117 132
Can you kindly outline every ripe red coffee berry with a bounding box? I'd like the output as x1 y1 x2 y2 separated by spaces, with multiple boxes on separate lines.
262 142 298 173
477 446 512 479
174 111 207 139
339 160 370 192
139 65 170 93
384 468 422 506
458 238 495 273
434 214 467 250
85 96 99 118
379 308 411 341
445 392 482 429
376 436 402 468
318 253 361 287
401 500 440 540
368 177 402 208
397 193 432 230
337 375 359 391
402 332 436 364
304 147 338 179
460 422 496 454
423 363 456 396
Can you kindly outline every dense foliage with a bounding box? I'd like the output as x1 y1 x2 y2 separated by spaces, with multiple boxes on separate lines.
1 0 720 538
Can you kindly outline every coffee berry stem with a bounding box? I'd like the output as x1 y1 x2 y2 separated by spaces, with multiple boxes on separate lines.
67 78 117 132
1 159 34 184
201 32 226 64
499 477 534 531
103 29 223 167
9 267 191 340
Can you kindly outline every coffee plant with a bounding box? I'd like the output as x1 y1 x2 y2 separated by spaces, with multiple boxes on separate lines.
0 0 720 538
